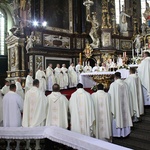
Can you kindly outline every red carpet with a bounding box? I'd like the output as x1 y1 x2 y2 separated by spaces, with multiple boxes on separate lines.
46 88 93 99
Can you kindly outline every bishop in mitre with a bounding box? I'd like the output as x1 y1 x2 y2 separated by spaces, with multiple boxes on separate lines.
108 72 133 137
69 83 95 136
138 51 150 105
91 84 112 140
54 64 64 89
46 84 69 128
125 68 144 122
35 66 46 92
46 64 56 91
22 79 47 127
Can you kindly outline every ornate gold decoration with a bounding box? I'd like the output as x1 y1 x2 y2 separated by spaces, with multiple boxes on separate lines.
83 43 93 58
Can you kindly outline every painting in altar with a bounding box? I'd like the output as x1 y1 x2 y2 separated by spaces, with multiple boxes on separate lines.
44 0 69 29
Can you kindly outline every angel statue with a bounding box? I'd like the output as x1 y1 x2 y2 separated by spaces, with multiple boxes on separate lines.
86 12 100 48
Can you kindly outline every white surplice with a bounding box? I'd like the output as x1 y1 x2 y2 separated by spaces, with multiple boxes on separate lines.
46 92 69 128
1 85 9 95
108 79 133 137
16 81 25 99
125 74 144 119
68 66 78 88
138 57 150 105
25 75 33 93
35 69 46 92
61 67 69 89
54 67 64 89
83 65 92 73
91 90 112 140
92 66 101 72
69 88 95 136
22 86 47 127
46 66 56 91
3 91 23 127
76 64 83 82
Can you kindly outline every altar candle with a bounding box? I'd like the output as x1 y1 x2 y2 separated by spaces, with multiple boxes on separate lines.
79 53 82 64
124 52 126 58
83 61 84 67
132 49 134 58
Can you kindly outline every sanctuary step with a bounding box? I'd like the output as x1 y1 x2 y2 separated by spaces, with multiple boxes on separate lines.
113 106 150 150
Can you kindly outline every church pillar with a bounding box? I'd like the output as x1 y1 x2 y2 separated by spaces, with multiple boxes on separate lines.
7 48 10 71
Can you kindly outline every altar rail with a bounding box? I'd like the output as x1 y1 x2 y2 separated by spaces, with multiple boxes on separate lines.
0 126 132 150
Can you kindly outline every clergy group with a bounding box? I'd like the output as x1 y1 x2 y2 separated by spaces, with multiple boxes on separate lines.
0 51 150 142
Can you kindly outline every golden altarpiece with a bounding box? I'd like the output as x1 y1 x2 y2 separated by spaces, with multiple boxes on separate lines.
4 0 145 82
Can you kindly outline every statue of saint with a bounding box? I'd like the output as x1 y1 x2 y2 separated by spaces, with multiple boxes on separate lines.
26 32 34 53
120 5 130 32
86 12 100 48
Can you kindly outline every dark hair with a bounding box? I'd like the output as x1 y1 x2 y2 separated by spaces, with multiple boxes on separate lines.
5 80 9 84
97 83 104 90
10 84 16 90
77 83 83 89
33 79 39 86
114 72 121 78
144 51 150 57
52 84 60 92
130 67 136 74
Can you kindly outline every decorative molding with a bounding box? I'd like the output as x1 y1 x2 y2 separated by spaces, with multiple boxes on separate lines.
120 40 132 51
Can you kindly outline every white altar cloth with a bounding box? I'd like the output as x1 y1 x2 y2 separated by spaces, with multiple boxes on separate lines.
0 126 132 150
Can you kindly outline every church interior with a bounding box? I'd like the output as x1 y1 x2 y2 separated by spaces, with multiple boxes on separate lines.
0 0 150 149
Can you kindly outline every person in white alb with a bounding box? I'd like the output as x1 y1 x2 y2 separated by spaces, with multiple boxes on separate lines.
46 84 69 128
125 67 144 122
83 62 92 73
108 72 133 137
92 63 101 72
22 79 47 127
68 63 78 88
25 71 33 93
15 77 25 99
54 64 64 89
69 83 95 136
76 62 84 83
1 80 10 95
61 64 69 89
35 66 46 92
3 84 23 127
46 64 56 91
91 84 112 140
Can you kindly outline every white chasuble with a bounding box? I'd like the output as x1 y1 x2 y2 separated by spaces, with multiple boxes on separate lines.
61 67 69 89
91 90 112 140
69 88 95 136
46 92 68 128
25 75 33 93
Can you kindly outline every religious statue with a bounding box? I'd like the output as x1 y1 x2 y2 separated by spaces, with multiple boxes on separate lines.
83 43 93 58
141 23 147 35
26 32 34 53
120 5 130 33
133 34 143 56
86 12 100 48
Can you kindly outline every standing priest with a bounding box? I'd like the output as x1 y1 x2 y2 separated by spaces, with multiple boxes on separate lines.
69 83 95 136
108 72 133 137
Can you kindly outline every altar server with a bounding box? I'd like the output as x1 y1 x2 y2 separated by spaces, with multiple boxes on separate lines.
61 64 69 89
91 84 112 140
3 84 23 127
22 79 47 127
138 51 150 105
25 71 33 93
54 64 64 89
125 68 144 122
46 64 55 91
1 80 10 95
68 63 78 88
108 72 133 137
69 83 95 136
46 84 69 128
15 77 24 99
35 66 46 92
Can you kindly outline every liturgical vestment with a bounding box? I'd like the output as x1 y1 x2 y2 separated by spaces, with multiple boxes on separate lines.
16 81 24 99
3 91 23 127
22 86 47 127
1 85 9 95
91 90 112 140
46 92 68 128
108 79 133 137
138 57 150 105
25 75 33 93
125 74 144 119
69 88 95 136
61 67 69 89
